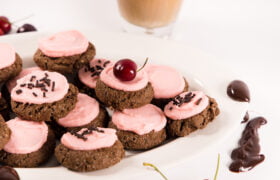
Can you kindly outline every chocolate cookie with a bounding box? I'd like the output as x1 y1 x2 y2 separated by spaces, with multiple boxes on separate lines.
34 43 95 74
12 84 78 122
0 120 55 167
95 80 154 110
0 115 11 150
0 53 22 83
165 93 220 137
109 121 166 150
55 128 125 172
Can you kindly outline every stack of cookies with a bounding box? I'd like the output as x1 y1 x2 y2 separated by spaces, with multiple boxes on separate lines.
0 29 220 174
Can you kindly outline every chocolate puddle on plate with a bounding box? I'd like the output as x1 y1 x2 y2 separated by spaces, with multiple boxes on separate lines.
227 80 250 102
0 166 20 180
229 116 267 172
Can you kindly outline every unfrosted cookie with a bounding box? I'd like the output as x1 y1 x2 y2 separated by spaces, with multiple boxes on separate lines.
33 30 95 74
95 65 153 110
109 104 167 150
55 127 125 172
0 118 55 167
56 93 109 133
164 91 220 137
11 70 78 122
78 58 112 97
0 43 22 83
0 115 11 150
146 65 189 108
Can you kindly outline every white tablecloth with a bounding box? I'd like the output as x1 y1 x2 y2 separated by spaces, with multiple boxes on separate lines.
1 0 279 179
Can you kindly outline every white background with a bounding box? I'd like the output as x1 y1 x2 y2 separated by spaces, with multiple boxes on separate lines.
1 0 280 179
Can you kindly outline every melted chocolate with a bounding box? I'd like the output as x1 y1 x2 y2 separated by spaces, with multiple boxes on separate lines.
0 166 20 180
241 111 250 124
229 117 267 172
227 80 250 102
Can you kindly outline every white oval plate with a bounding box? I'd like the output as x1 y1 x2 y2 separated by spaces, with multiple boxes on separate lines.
0 31 247 180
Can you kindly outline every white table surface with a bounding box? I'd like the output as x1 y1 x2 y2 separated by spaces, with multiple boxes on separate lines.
1 0 280 179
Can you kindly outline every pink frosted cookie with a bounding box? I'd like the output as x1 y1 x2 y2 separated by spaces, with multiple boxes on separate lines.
34 30 96 74
164 91 220 137
0 43 22 83
146 65 188 108
10 70 78 122
109 104 167 150
55 127 125 172
95 65 154 110
0 117 55 167
56 93 108 132
78 58 112 97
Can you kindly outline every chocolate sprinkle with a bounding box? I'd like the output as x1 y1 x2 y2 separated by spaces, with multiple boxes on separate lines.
97 59 102 63
43 92 46 97
16 89 22 94
172 92 196 107
70 127 105 141
51 82 55 91
32 92 38 97
20 83 26 87
195 98 202 105
30 75 36 82
103 61 110 67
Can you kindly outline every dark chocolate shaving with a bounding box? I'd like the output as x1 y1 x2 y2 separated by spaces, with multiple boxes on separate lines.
16 89 22 94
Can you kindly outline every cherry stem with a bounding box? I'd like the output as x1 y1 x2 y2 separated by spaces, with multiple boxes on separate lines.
143 162 168 180
137 57 148 72
213 154 220 180
11 14 35 24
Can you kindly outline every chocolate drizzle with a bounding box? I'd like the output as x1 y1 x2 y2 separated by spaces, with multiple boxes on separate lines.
172 92 196 107
70 127 104 141
14 73 55 98
227 80 250 102
241 111 250 124
84 60 111 78
0 166 20 180
229 117 267 172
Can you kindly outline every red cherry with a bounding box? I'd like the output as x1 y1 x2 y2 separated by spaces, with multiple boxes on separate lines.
113 59 137 81
0 28 4 35
0 16 11 34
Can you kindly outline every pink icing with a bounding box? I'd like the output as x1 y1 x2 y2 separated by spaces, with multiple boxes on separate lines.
4 117 48 154
61 128 117 150
0 43 16 69
6 67 42 93
112 104 167 135
11 70 69 104
164 91 209 120
57 93 100 127
100 65 148 91
38 30 89 57
78 58 113 88
147 65 185 99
